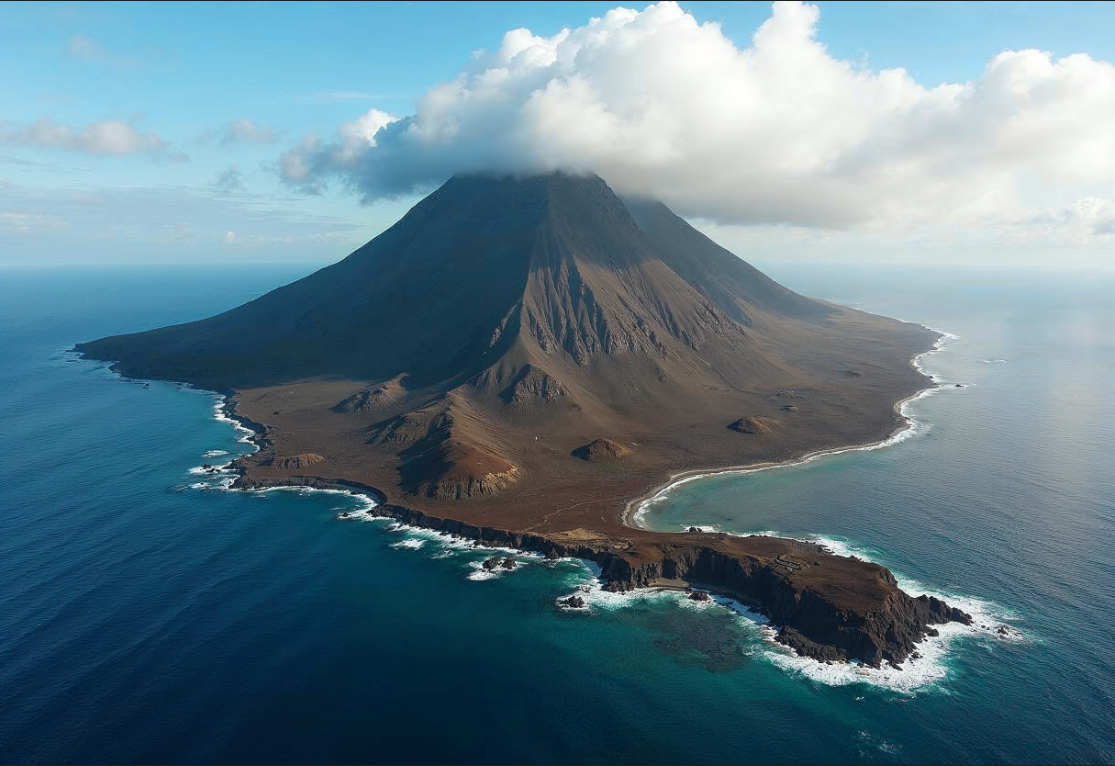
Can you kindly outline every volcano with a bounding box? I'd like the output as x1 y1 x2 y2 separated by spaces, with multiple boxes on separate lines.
78 173 968 666
79 172 932 506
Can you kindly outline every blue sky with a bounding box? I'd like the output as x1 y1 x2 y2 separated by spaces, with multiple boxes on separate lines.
3 1 1115 267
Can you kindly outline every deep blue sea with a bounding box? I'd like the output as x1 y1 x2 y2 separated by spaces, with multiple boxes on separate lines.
2 263 1113 764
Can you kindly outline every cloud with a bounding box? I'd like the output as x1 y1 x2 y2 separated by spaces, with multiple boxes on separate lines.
278 108 397 193
0 211 69 237
1009 197 1115 242
1 117 182 158
275 0 1115 242
197 118 277 146
0 179 368 262
211 165 246 193
0 153 90 172
64 34 135 67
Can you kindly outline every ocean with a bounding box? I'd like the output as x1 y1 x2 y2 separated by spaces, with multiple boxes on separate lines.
1 263 1112 764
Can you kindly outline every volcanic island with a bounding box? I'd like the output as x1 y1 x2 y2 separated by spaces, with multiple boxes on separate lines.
77 173 971 668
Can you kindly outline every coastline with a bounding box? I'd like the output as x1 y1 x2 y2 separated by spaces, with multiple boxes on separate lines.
84 320 952 574
217 323 951 536
623 326 954 530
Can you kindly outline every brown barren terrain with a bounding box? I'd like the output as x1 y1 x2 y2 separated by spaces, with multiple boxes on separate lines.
78 173 969 666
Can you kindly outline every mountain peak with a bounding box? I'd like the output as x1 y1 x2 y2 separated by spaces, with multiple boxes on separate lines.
77 172 826 391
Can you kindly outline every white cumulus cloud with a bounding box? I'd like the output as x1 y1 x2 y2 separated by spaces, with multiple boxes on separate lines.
2 118 178 158
199 118 276 146
279 108 398 193
276 0 1115 243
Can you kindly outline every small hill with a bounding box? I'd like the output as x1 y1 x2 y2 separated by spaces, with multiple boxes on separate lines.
368 400 452 445
401 440 520 500
572 438 632 462
729 416 778 435
334 378 406 413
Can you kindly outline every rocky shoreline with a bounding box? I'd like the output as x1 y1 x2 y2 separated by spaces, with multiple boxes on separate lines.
229 469 972 668
206 376 977 669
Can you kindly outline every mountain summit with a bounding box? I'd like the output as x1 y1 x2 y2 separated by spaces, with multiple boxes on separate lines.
84 173 826 389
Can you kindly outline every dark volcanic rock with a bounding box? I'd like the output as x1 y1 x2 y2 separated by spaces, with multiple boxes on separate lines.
688 590 711 602
561 595 586 609
270 453 325 470
586 536 973 667
777 626 847 663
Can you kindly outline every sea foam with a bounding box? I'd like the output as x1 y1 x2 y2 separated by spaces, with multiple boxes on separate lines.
553 543 1020 694
757 533 1023 692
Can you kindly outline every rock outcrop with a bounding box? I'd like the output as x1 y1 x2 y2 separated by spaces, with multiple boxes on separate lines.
269 453 325 470
403 440 520 500
729 416 777 435
572 438 632 462
503 364 570 404
334 379 405 413
301 495 975 668
368 402 452 445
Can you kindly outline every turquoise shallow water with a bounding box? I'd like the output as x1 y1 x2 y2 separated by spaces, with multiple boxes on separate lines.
1 264 1113 764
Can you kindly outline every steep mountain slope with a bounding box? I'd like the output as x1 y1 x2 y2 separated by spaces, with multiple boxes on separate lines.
621 196 833 325
80 174 822 391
